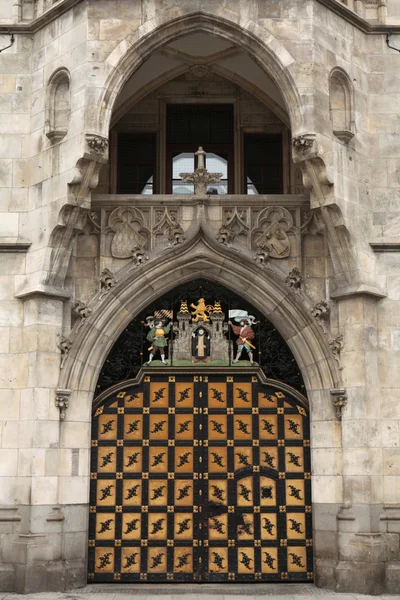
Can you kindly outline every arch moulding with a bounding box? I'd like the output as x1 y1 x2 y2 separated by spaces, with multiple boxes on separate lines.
58 227 341 416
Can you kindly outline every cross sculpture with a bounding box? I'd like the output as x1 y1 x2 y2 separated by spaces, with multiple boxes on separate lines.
179 146 223 195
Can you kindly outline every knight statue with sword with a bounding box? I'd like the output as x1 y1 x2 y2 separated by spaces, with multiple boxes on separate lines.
228 309 256 365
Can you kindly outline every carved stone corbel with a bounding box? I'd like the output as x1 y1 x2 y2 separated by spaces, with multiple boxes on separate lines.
55 388 71 420
330 388 348 420
284 267 303 290
57 335 72 369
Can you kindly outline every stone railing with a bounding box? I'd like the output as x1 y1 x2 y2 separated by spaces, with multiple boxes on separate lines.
90 193 310 266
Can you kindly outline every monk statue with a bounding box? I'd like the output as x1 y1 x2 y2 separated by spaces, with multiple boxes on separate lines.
192 327 211 363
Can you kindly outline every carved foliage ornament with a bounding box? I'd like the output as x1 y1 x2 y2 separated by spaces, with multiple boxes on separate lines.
285 268 303 290
329 334 344 365
252 206 294 261
74 301 92 331
55 389 71 421
106 207 150 259
86 134 109 156
190 65 210 79
292 134 315 154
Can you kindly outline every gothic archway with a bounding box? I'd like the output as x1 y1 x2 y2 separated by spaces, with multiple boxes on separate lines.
58 228 340 404
98 11 303 137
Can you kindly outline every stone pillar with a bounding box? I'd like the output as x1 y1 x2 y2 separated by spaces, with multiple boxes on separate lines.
2 290 89 592
333 293 393 594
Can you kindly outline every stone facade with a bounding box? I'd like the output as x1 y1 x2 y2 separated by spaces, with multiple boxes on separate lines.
0 0 400 594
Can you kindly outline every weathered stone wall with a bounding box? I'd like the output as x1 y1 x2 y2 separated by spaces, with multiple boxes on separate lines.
0 0 399 593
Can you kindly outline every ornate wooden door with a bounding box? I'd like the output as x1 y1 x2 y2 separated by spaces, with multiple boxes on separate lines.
88 370 312 583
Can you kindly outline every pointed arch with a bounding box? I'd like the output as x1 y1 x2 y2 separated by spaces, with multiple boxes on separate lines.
97 11 303 136
58 228 341 409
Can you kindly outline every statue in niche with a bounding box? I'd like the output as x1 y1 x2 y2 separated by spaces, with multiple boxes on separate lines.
192 326 211 363
228 310 256 365
145 316 173 365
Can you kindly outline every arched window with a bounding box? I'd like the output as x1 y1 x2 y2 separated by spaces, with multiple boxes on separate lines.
329 68 354 143
45 68 71 143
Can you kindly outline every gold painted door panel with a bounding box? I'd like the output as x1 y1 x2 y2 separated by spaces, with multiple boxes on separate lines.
88 370 312 583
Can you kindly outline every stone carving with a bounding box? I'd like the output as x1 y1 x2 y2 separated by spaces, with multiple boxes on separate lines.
86 134 109 156
57 335 72 369
217 208 249 246
100 268 118 296
179 146 222 195
253 244 270 264
252 206 294 260
131 244 149 266
311 300 329 319
73 301 92 331
106 206 150 259
329 334 344 365
55 388 71 421
311 300 329 333
292 134 315 154
285 267 303 289
153 208 185 248
190 65 210 79
330 388 348 420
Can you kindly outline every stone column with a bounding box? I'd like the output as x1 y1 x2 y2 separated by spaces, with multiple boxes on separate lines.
333 293 393 594
2 290 89 592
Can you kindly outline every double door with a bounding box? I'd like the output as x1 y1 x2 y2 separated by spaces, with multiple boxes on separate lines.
88 370 312 582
